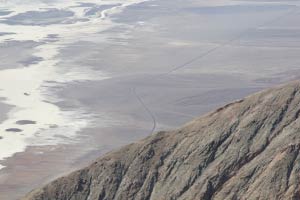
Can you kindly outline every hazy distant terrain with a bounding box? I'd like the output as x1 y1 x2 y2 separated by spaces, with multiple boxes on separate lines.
0 0 300 199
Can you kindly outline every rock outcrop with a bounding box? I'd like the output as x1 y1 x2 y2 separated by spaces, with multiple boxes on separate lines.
24 81 300 200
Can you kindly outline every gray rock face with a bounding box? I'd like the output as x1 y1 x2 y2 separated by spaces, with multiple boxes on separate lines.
23 81 300 200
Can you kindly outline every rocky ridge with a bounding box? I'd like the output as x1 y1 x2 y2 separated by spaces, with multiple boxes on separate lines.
24 81 300 200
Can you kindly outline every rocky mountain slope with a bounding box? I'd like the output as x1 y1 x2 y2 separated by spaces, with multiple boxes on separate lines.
24 81 300 200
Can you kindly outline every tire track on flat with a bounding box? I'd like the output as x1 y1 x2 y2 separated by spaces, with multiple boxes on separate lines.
162 7 299 75
133 87 157 135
